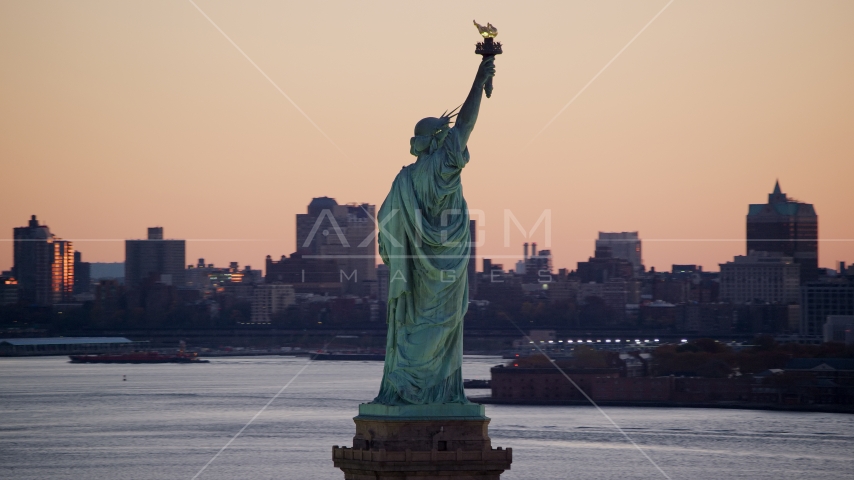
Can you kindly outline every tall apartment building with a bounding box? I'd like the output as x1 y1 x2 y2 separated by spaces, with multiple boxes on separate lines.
596 232 643 274
296 197 376 295
13 215 74 305
747 181 818 282
125 227 185 288
73 251 91 295
251 283 296 323
719 253 800 304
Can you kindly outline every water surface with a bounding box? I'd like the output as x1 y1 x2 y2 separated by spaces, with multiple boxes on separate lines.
1 356 852 479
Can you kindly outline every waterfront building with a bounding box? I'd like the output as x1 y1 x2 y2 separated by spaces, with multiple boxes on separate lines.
719 252 800 304
0 337 140 356
13 215 74 305
491 364 621 401
596 231 643 274
250 283 296 323
296 197 376 295
124 227 185 288
801 280 854 337
823 315 854 345
747 181 818 282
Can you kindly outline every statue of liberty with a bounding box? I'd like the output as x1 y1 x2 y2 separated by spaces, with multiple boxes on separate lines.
372 55 496 406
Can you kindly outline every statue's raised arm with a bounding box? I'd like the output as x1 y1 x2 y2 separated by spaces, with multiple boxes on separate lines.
454 56 495 150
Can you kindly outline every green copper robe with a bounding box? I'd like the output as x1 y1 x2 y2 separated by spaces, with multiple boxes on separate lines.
372 127 471 406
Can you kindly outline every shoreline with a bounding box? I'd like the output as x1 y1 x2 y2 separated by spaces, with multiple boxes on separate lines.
468 395 854 414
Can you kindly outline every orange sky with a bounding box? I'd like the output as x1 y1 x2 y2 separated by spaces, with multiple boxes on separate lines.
1 0 852 274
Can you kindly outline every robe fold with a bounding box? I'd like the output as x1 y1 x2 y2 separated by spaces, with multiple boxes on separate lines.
372 127 471 406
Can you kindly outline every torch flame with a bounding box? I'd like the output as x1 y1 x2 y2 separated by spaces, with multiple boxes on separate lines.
473 20 498 38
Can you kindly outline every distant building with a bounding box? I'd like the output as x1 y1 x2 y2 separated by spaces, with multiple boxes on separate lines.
547 278 579 304
0 276 18 306
89 263 124 282
182 259 262 292
251 283 296 323
596 232 643 274
801 280 854 337
747 181 818 282
640 300 678 328
13 215 74 305
125 227 185 288
377 264 389 304
476 259 525 308
265 252 341 295
577 282 604 305
719 252 800 304
577 246 634 283
73 251 91 295
678 303 737 335
602 278 632 323
296 197 376 295
823 315 854 345
519 242 553 283
468 219 477 299
240 264 264 285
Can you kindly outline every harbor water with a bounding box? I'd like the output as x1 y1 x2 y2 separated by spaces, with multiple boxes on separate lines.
1 355 853 479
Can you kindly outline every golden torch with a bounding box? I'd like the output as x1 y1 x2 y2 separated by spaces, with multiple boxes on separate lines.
473 20 502 98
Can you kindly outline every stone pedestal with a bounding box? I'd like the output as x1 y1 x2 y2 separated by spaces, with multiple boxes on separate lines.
332 404 512 479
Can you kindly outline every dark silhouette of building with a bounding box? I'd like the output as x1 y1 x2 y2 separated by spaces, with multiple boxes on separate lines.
801 280 854 337
468 219 477 299
576 245 634 283
124 227 185 288
747 181 818 282
377 264 389 304
295 197 376 295
596 232 643 274
265 252 342 295
13 215 74 305
73 251 91 295
0 276 18 306
519 242 553 282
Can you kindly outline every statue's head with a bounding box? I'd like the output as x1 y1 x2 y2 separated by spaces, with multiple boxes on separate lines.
414 117 452 144
410 106 460 157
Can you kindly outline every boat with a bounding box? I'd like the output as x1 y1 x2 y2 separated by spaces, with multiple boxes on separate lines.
69 351 209 364
69 340 209 364
463 379 491 389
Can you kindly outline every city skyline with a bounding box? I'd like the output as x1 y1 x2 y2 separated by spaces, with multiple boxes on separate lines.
5 181 848 280
2 1 853 274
